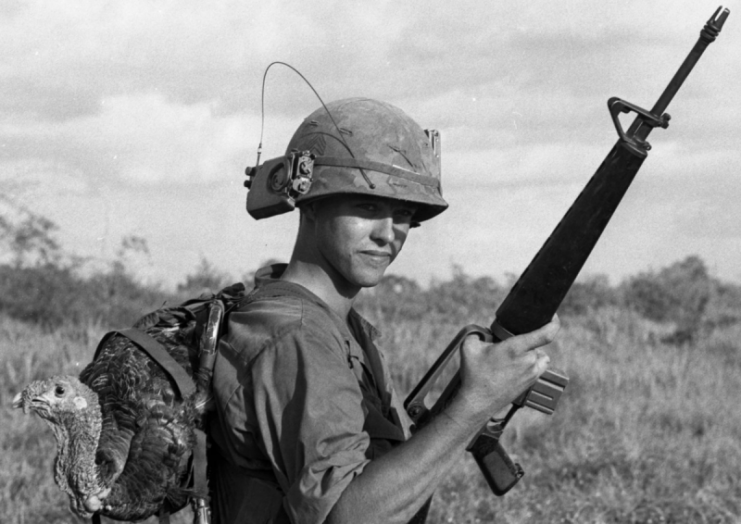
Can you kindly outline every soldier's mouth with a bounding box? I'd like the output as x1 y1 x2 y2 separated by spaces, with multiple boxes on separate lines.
359 251 392 262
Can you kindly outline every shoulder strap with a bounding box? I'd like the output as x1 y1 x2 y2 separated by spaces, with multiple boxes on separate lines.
93 328 196 400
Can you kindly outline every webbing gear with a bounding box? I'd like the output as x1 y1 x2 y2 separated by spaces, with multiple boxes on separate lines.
94 328 196 399
89 288 244 524
92 322 214 524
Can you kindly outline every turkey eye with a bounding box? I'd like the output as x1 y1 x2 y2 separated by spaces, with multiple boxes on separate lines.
54 386 66 397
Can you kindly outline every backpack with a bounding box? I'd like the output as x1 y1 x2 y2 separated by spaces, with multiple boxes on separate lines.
89 282 247 524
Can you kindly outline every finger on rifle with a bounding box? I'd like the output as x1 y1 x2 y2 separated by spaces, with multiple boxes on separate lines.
533 347 551 376
462 333 489 353
511 316 560 353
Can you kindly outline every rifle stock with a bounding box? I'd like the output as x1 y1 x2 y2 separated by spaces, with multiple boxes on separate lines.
405 6 729 496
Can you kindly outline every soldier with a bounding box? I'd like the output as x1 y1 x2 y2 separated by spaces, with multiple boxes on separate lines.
209 98 558 523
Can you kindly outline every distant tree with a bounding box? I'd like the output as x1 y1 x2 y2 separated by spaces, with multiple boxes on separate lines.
622 255 711 343
0 196 63 268
0 263 84 327
560 274 619 316
426 265 505 326
0 199 171 328
177 257 234 295
704 280 741 330
0 198 73 327
358 274 428 322
109 235 151 277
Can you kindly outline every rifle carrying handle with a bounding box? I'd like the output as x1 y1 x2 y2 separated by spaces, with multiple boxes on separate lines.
468 431 524 496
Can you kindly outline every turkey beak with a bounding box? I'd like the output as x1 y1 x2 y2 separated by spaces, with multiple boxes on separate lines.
12 392 28 413
12 388 50 415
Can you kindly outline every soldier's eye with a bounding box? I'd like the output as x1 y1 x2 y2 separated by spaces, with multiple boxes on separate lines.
54 386 66 397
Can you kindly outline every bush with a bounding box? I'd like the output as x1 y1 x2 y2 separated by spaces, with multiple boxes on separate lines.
0 263 84 328
621 255 712 343
2 198 739 348
176 257 235 297
0 262 174 330
560 274 620 316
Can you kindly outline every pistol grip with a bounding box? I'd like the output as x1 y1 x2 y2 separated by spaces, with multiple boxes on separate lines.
468 432 524 496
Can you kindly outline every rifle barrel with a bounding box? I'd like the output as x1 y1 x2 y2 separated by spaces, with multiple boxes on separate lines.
493 6 729 338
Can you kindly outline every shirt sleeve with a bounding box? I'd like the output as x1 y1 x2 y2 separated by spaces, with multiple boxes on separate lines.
251 325 371 524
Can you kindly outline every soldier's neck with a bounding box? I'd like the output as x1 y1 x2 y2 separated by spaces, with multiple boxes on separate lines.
281 258 358 321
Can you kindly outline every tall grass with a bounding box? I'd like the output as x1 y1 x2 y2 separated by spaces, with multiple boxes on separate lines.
3 305 739 523
373 307 741 523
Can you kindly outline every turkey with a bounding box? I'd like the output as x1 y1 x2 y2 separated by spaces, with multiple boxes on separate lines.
11 293 235 522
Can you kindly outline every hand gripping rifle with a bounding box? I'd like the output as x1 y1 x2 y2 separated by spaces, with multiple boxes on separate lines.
404 7 729 497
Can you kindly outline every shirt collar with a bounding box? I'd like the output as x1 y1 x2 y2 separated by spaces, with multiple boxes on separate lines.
253 263 290 287
252 263 380 341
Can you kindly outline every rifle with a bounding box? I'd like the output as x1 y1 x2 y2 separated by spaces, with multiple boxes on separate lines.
404 6 729 496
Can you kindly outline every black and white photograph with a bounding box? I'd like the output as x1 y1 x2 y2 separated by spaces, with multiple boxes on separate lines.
3 2 739 523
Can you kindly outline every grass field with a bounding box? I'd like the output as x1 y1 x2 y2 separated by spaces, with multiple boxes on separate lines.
2 303 740 524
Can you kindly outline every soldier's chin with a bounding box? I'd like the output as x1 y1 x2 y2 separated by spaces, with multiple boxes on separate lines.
357 270 388 289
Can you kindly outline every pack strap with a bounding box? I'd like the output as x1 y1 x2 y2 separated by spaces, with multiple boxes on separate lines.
192 428 212 523
94 328 196 400
158 508 171 524
89 293 232 524
192 429 209 497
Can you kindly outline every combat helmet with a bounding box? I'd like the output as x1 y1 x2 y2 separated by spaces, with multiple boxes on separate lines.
245 98 448 223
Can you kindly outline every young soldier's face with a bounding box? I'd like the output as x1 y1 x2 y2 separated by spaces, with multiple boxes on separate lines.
312 194 417 291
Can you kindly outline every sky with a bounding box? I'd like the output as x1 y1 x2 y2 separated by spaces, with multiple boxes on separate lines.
2 1 740 289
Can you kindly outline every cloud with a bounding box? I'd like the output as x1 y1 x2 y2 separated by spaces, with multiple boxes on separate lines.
0 1 417 122
0 159 90 198
0 92 307 184
1 0 739 287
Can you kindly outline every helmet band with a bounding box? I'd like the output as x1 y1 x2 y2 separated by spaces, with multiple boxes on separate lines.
313 156 441 189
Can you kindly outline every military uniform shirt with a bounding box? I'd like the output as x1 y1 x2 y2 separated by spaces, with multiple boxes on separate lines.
209 265 413 524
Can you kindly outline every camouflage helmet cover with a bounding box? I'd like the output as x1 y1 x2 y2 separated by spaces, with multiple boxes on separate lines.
286 98 449 222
